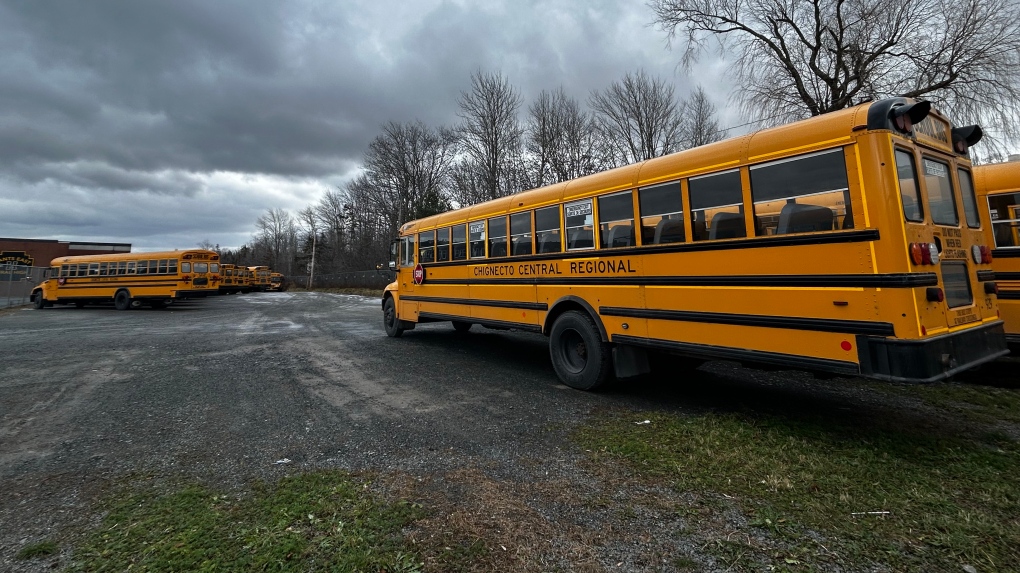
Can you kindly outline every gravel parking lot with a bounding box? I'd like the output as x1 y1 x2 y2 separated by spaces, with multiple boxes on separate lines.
2 291 1017 572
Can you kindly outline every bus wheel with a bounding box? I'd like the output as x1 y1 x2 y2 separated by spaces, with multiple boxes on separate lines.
33 293 45 310
549 310 612 390
75 301 85 309
150 300 167 309
114 290 132 311
383 297 404 338
452 321 472 333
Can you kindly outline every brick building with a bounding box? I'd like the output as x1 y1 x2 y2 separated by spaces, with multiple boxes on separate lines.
0 237 132 269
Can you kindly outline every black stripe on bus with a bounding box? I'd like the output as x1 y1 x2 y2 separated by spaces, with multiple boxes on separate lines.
424 273 938 288
977 270 996 282
417 311 542 333
57 282 182 289
612 334 861 375
599 307 896 336
991 249 1020 258
403 295 548 311
423 229 881 268
994 272 1020 281
999 291 1020 300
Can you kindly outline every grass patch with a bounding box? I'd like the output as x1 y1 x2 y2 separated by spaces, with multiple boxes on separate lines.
16 540 58 559
576 408 1020 571
71 471 425 572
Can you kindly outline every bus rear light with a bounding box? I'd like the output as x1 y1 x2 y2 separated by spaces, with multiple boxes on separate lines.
840 340 852 351
980 245 992 263
910 243 924 265
926 287 944 302
985 282 998 295
972 245 982 263
921 325 927 336
890 101 930 134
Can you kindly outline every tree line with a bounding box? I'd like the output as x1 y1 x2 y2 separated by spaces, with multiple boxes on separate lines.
219 70 726 278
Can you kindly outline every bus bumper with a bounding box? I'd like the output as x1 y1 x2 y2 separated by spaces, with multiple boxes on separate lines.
856 321 1009 383
173 289 215 299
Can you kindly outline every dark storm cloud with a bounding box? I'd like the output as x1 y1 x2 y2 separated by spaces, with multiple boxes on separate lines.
0 0 717 249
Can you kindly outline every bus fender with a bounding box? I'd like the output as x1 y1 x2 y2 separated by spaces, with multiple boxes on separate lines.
382 290 415 330
545 296 608 342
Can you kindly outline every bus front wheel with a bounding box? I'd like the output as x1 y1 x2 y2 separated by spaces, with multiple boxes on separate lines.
549 311 612 391
383 297 404 338
452 320 472 333
33 292 45 310
114 290 132 311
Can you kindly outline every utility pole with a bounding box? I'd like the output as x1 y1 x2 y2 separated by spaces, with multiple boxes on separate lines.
307 231 316 289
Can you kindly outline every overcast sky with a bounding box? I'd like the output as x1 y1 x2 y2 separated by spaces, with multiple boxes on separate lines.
0 0 735 252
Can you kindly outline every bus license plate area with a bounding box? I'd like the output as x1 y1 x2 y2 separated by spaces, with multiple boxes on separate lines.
193 277 209 286
941 261 972 308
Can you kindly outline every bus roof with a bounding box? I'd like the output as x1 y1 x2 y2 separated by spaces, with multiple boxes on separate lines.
975 161 1020 195
399 98 952 234
49 249 219 266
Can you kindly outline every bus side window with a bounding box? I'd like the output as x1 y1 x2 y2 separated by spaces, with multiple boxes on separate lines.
149 260 159 274
436 227 451 262
750 148 850 235
128 261 137 274
598 191 635 248
180 262 190 273
401 236 414 266
535 205 562 253
988 192 1020 248
510 212 533 255
469 221 486 258
895 150 923 222
158 259 169 274
488 216 507 257
565 199 594 250
452 225 467 260
88 263 100 276
137 260 148 275
99 262 108 276
418 231 435 263
690 170 743 240
640 181 684 244
60 264 69 277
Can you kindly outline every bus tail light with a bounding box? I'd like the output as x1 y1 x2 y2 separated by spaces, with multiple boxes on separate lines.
910 242 940 265
926 287 944 302
910 243 924 265
980 245 992 263
985 282 999 295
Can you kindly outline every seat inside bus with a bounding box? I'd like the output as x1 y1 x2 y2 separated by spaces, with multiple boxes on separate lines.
605 224 633 247
776 203 834 234
709 212 746 239
653 218 685 244
569 228 594 249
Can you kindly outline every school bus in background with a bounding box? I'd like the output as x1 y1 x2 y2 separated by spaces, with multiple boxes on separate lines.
974 160 1020 347
219 264 247 295
248 266 271 291
32 249 221 310
382 97 1007 389
268 272 285 291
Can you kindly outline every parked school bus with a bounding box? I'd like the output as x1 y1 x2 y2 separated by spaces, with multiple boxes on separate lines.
268 272 285 291
974 160 1020 347
32 249 220 310
248 266 271 291
219 264 246 295
382 97 1007 389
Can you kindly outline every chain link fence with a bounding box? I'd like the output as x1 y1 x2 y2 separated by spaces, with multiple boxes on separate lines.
289 269 395 290
1 265 46 309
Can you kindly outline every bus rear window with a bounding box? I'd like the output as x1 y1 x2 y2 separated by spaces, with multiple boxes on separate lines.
194 263 209 273
988 192 1020 248
751 148 850 235
957 169 980 228
895 150 923 222
924 157 958 226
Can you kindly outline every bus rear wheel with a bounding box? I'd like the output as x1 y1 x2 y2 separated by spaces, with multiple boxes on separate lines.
383 297 404 338
114 290 132 311
452 320 472 333
549 310 612 391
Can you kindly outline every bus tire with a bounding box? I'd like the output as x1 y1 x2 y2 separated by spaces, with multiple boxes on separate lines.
114 290 132 311
75 301 85 308
452 320 472 333
150 300 167 309
383 297 404 338
549 310 612 391
33 292 45 310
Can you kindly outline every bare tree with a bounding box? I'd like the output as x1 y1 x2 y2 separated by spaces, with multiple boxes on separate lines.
589 70 689 165
457 70 525 201
526 87 613 186
650 0 1020 144
687 85 726 147
254 208 296 272
196 239 217 252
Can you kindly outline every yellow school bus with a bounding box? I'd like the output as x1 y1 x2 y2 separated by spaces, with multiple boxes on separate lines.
218 264 246 295
248 266 271 291
267 272 285 291
382 97 1007 389
974 160 1020 347
32 249 221 310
